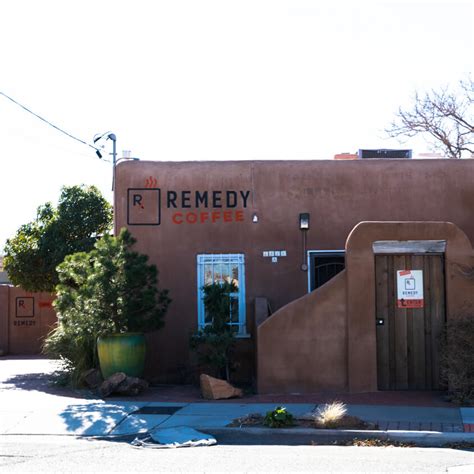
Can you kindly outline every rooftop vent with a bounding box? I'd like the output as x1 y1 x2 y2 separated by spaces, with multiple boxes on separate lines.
358 149 412 159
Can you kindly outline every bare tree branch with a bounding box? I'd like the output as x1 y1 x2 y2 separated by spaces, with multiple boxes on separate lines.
386 76 474 159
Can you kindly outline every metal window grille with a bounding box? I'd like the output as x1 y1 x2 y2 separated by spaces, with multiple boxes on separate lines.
197 254 246 336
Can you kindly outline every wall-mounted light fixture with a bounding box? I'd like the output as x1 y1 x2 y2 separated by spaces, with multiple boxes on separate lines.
299 213 310 271
252 213 259 223
299 213 310 230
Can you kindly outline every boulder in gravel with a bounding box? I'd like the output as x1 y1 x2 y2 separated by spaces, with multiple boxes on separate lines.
100 372 149 397
100 372 127 397
82 368 103 389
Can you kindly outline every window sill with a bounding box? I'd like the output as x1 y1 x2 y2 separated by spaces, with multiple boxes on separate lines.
197 326 250 339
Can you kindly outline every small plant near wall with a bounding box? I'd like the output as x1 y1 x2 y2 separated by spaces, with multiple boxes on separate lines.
190 281 237 381
263 406 295 428
439 315 474 404
43 228 170 386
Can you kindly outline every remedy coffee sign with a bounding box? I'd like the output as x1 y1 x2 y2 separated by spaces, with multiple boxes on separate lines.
127 186 251 226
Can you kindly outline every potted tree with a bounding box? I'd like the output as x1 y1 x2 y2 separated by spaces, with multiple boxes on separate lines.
44 228 170 384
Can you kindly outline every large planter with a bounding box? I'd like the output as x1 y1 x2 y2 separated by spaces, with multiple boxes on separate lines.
97 333 146 379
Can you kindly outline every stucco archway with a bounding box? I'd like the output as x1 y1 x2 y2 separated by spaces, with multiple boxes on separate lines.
345 221 474 392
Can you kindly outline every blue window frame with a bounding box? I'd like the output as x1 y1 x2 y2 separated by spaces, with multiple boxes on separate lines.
196 254 247 336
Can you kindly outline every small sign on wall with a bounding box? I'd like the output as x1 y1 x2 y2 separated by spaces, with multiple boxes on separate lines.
127 188 161 226
16 297 35 318
397 270 424 308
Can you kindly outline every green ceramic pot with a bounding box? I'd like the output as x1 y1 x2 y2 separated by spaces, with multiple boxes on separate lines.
97 333 146 379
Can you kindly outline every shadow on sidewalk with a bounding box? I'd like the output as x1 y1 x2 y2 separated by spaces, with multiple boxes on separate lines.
58 402 140 436
0 356 457 408
1 372 96 399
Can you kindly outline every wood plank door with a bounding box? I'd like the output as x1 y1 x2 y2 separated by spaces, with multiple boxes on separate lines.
375 254 445 390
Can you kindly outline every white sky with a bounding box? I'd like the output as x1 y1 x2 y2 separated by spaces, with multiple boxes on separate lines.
1 0 473 249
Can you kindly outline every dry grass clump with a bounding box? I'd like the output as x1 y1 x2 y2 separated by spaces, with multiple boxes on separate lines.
313 401 374 429
314 401 348 428
439 316 474 405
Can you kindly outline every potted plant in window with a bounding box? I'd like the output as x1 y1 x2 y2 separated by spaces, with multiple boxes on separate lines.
45 228 170 384
190 281 237 381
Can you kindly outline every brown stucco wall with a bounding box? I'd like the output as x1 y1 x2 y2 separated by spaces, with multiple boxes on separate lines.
0 285 9 354
0 286 56 355
257 221 474 394
114 159 474 383
258 270 347 393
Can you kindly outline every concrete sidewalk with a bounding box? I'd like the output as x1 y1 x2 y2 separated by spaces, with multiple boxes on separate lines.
1 357 474 446
2 397 474 447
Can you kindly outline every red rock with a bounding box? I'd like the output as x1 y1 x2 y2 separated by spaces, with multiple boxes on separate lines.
200 374 243 400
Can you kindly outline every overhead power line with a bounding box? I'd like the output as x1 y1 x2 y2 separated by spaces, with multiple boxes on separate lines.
0 91 102 156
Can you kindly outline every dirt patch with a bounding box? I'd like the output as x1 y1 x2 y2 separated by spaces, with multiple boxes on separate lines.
311 438 416 447
227 413 377 430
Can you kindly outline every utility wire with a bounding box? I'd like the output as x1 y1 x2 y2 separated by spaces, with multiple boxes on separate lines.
0 90 103 156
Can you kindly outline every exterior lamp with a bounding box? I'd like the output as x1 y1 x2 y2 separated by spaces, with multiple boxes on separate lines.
299 213 310 230
299 213 310 271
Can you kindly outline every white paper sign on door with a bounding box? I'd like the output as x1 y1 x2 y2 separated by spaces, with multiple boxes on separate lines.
397 270 423 308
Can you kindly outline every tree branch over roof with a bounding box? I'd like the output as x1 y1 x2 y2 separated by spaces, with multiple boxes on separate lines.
386 77 473 159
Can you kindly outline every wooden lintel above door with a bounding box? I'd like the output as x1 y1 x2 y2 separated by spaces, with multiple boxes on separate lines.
372 240 446 254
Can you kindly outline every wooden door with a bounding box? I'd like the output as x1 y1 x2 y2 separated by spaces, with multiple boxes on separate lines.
375 254 445 390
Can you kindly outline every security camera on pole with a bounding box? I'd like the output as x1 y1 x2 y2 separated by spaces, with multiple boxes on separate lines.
93 132 117 190
93 132 139 190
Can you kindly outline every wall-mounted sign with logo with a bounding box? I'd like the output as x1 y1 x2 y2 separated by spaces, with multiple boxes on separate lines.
127 188 161 226
127 183 251 226
14 297 37 326
397 270 424 308
16 297 35 318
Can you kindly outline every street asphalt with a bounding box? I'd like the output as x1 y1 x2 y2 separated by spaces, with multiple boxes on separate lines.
1 357 474 447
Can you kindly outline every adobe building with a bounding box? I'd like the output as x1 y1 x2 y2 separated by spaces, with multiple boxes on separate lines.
0 286 55 355
114 158 474 393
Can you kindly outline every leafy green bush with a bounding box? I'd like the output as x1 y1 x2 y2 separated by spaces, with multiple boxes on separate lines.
43 228 170 386
263 406 295 428
3 185 112 292
190 281 237 381
439 315 474 404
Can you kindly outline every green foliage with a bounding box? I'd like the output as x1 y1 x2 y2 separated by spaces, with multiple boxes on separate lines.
43 228 171 385
439 316 474 404
3 185 112 292
263 406 295 428
190 281 237 381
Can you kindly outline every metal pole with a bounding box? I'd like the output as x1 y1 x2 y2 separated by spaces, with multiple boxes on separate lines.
109 133 117 191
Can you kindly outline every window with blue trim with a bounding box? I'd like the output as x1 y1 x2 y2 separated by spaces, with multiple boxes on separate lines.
197 254 247 336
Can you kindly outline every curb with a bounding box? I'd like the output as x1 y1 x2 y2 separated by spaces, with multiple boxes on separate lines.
199 427 474 447
3 427 474 448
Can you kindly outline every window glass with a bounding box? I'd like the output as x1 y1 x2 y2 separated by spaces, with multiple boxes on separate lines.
214 263 226 284
204 264 213 286
308 252 345 292
230 296 239 323
197 254 246 336
231 264 239 288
